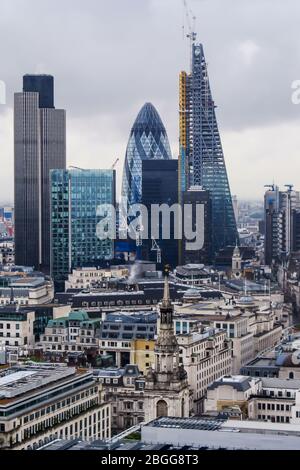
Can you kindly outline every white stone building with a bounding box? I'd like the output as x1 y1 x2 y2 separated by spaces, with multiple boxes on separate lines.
65 266 129 290
0 363 110 450
176 328 232 413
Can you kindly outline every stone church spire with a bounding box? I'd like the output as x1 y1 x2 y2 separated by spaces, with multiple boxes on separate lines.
144 269 191 422
159 273 174 329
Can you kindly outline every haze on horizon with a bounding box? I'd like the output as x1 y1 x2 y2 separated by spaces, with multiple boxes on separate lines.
1 0 300 205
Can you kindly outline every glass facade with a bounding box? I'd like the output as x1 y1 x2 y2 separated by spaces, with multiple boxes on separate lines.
121 102 172 206
141 159 179 268
50 169 116 285
23 74 54 109
179 43 238 255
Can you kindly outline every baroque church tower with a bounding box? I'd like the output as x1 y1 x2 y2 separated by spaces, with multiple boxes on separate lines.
144 273 191 422
232 243 242 279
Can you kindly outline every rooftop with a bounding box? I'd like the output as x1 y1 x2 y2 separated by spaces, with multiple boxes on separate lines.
142 417 300 450
145 417 224 431
261 377 300 389
208 375 255 393
0 364 79 402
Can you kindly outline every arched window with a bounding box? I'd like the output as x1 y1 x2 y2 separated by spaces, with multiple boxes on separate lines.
156 400 168 418
181 398 185 417
289 372 294 380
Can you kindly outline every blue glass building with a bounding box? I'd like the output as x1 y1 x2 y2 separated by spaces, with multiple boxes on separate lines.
179 43 238 255
50 169 116 286
121 102 172 207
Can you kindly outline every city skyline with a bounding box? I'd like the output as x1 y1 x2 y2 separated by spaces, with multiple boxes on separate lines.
2 0 300 456
1 0 300 204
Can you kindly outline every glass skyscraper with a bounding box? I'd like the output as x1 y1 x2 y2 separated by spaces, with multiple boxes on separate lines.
50 169 116 286
121 102 172 207
179 43 238 255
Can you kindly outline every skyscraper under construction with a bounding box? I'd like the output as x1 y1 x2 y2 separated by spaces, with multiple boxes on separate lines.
179 43 238 256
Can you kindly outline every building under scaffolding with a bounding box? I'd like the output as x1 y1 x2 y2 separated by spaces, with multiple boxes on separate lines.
179 42 238 256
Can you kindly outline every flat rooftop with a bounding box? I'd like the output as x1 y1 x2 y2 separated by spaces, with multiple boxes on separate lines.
0 364 76 400
243 357 277 368
142 417 300 450
145 417 224 431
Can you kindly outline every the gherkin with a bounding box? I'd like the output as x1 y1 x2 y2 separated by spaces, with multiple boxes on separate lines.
122 102 172 206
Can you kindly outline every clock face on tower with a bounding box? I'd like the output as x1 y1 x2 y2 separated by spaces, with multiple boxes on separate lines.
195 47 201 56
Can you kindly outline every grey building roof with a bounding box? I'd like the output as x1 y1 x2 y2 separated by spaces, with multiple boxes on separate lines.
261 378 300 389
207 376 253 393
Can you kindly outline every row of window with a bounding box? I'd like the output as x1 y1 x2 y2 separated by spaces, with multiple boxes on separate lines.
257 402 292 412
257 415 290 423
20 409 110 447
0 323 20 329
0 332 20 337
80 299 160 307
22 388 100 425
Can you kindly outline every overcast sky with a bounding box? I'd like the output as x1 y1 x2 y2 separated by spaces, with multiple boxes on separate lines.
1 0 300 204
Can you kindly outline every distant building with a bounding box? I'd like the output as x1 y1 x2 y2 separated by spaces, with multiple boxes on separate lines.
177 328 232 413
179 43 238 254
205 374 300 425
98 311 157 371
174 264 215 286
65 266 129 290
174 294 284 374
0 309 35 349
121 102 172 208
141 416 300 450
0 272 54 306
14 75 66 271
50 169 116 287
0 242 14 266
241 352 300 380
120 102 173 260
94 365 145 434
55 278 223 310
141 159 179 268
182 187 212 265
248 377 300 424
205 375 261 417
232 195 238 225
264 185 300 265
39 310 101 355
0 363 110 450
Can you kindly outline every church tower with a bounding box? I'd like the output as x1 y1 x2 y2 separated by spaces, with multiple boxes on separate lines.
232 244 242 279
144 273 191 422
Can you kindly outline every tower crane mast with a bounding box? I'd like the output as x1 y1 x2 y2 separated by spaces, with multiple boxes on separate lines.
111 158 120 170
182 0 197 45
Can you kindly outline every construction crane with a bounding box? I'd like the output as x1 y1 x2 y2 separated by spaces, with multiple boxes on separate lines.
111 158 120 170
264 184 276 191
182 0 197 44
69 165 86 171
136 222 144 247
151 238 162 264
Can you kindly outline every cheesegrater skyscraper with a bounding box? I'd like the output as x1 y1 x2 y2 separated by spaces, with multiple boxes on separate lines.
179 43 238 255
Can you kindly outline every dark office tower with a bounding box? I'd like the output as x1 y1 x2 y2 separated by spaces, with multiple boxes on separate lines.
121 102 172 207
182 187 212 265
141 160 179 268
23 74 54 109
14 75 66 271
179 43 238 255
292 210 300 252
